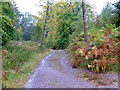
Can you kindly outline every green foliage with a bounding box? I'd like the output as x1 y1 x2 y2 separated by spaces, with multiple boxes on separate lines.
113 1 120 27
94 15 103 29
0 28 10 45
101 2 115 25
2 45 34 70
32 19 43 46
100 1 120 27
111 63 120 72
1 1 14 20
44 1 95 49
1 1 15 45
12 0 22 29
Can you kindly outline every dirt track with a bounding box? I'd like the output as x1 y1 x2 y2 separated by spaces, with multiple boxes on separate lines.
24 50 118 88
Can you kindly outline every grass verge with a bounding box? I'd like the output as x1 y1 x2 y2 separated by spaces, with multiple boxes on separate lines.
2 43 53 88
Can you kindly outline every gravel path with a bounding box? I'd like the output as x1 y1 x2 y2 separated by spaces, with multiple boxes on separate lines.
24 50 119 88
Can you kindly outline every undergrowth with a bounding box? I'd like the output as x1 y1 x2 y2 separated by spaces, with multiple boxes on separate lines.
2 41 53 88
67 26 119 73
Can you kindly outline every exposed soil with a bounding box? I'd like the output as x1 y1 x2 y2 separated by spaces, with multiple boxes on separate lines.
24 50 118 88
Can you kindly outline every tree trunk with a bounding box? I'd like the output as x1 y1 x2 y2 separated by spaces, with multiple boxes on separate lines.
41 0 50 44
82 0 89 44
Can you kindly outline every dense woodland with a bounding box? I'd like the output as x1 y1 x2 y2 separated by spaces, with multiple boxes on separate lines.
1 0 120 88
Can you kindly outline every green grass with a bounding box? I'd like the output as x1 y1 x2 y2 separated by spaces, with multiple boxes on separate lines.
2 42 53 88
110 63 120 72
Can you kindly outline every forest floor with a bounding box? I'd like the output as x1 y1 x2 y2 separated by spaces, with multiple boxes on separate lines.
24 50 118 88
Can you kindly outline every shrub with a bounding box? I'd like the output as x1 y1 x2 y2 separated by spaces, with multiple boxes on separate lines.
67 27 119 73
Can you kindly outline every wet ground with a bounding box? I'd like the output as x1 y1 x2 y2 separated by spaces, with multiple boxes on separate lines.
24 50 119 88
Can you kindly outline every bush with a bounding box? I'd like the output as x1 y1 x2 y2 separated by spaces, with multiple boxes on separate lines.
67 27 119 73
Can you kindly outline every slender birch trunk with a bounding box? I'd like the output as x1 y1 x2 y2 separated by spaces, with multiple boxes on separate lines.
41 0 50 44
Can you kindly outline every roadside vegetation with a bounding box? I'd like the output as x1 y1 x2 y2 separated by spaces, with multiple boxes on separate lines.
1 1 52 88
1 0 120 88
2 41 52 88
67 25 120 73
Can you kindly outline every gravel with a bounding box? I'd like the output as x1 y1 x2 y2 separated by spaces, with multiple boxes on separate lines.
24 50 119 88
